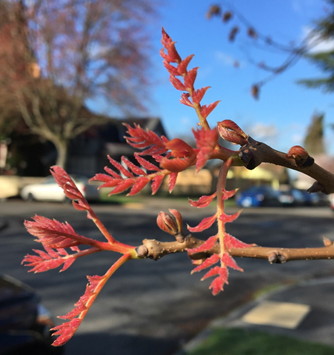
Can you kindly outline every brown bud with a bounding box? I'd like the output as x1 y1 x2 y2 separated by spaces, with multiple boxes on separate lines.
287 145 314 168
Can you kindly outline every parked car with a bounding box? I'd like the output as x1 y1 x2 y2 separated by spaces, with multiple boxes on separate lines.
236 186 280 207
0 274 63 354
20 175 100 202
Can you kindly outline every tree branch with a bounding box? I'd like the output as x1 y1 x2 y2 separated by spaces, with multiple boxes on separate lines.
136 235 334 264
239 137 334 194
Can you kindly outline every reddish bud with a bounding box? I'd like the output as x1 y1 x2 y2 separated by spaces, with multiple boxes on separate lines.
206 5 221 19
157 209 183 236
287 145 314 168
217 120 248 145
251 84 260 99
222 11 233 22
229 26 239 42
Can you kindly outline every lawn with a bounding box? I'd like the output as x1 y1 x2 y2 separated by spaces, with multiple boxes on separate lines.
187 327 334 355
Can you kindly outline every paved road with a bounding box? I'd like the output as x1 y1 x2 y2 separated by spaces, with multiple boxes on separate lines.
1 199 334 354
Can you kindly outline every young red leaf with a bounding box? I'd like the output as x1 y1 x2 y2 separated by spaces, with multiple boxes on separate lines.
184 67 198 89
127 177 149 196
22 246 78 273
24 216 95 249
188 193 217 208
221 188 238 200
192 86 210 104
209 267 229 295
168 172 178 192
170 75 186 91
200 265 221 280
121 157 146 176
224 233 251 249
107 156 133 178
219 211 241 224
108 179 134 195
161 28 181 63
221 253 243 272
151 174 165 195
134 154 160 171
163 60 180 76
191 254 220 274
200 101 220 119
180 93 193 107
51 318 82 347
187 214 217 233
177 54 194 75
160 156 194 172
187 235 218 254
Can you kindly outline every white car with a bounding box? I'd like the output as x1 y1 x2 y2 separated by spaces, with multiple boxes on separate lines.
20 176 100 202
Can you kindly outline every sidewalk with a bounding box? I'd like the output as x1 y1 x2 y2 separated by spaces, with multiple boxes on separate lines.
181 276 334 352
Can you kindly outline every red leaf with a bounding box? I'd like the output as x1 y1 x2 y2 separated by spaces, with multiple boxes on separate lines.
219 211 241 224
165 138 194 158
127 177 149 196
24 216 93 249
168 172 178 192
151 174 165 195
163 61 179 76
209 268 229 295
160 156 193 172
169 75 186 91
187 214 217 233
177 54 194 75
180 93 193 107
51 318 82 347
108 179 134 195
221 188 238 200
107 156 133 178
187 235 218 254
224 233 251 249
121 157 146 176
192 86 210 104
188 193 217 208
134 154 160 171
201 265 221 280
191 254 220 274
221 253 243 272
200 101 220 119
184 67 198 89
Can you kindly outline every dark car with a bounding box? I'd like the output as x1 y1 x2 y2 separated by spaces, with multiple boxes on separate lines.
0 274 63 355
236 186 280 207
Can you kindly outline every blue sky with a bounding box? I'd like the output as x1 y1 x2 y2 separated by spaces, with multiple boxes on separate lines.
145 0 334 154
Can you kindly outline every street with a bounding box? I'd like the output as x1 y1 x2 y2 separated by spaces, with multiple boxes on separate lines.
1 199 334 355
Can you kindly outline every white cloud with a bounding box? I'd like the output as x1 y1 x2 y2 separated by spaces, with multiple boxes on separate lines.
302 26 334 53
214 51 243 68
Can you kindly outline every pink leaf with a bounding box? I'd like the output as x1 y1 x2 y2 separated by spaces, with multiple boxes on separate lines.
127 177 149 196
169 75 186 91
187 235 218 254
134 154 160 171
168 172 178 192
219 211 241 224
180 93 193 107
151 174 165 195
192 86 210 104
188 193 217 208
177 54 194 75
224 233 251 249
108 179 134 195
184 67 198 88
200 101 220 119
221 253 243 272
121 157 146 176
51 318 82 347
187 214 217 232
209 267 229 295
107 156 133 178
201 265 221 280
191 254 220 274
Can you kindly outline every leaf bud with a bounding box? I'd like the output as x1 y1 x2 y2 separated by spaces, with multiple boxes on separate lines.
217 120 248 146
157 209 183 236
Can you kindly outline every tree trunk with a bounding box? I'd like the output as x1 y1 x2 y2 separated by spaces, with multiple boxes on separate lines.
53 138 69 169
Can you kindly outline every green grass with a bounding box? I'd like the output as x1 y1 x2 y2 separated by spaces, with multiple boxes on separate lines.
187 328 334 355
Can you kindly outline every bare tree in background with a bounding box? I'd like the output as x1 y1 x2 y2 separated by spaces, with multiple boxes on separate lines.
0 0 156 168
